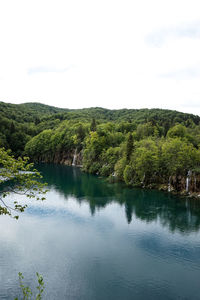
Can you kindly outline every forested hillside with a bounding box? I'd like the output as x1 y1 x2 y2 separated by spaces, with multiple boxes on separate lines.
1 101 200 194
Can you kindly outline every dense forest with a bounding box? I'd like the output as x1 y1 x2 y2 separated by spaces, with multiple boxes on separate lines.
1 101 200 195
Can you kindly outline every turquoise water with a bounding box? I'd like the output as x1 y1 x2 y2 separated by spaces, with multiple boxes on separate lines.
1 164 200 299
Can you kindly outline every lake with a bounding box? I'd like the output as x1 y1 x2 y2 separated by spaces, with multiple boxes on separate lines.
1 164 200 299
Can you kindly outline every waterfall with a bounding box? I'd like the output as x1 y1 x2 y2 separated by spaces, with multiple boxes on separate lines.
141 173 145 187
168 176 171 192
72 149 77 166
186 170 192 193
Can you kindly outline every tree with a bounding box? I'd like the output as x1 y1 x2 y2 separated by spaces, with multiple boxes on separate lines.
126 132 133 162
0 148 46 218
123 165 134 185
161 138 199 177
131 138 159 184
167 124 187 139
25 129 53 161
90 118 97 132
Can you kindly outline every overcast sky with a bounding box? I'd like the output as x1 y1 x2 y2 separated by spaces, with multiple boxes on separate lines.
0 0 200 115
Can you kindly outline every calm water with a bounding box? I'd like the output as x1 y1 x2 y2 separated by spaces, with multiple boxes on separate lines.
1 164 200 300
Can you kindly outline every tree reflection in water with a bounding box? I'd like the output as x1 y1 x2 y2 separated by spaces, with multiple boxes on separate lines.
37 163 200 234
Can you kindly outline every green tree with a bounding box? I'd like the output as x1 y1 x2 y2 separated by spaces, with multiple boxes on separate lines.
126 133 133 162
90 118 97 132
161 138 199 177
114 157 127 180
0 148 46 218
123 165 134 185
167 124 187 139
131 139 159 184
100 147 120 176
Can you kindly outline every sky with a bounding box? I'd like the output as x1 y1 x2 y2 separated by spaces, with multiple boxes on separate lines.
0 0 200 115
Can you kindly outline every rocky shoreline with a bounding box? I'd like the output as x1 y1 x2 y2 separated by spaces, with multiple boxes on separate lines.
35 149 200 199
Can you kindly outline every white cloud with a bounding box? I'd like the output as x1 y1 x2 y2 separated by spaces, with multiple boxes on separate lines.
146 21 200 47
0 0 200 114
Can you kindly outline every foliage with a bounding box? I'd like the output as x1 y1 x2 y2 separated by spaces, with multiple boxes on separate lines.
160 138 200 177
100 147 120 176
14 272 45 300
131 139 159 183
125 132 134 162
2 100 200 191
1 100 200 157
0 148 46 218
114 157 127 180
167 124 187 138
123 165 134 185
90 117 97 132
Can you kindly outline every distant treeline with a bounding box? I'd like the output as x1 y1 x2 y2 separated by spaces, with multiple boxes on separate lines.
1 101 200 191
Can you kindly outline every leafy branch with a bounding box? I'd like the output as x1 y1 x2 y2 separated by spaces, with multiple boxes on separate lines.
0 148 47 218
14 272 45 300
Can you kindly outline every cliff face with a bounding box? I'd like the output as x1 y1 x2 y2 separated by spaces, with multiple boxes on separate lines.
54 151 73 165
168 172 200 195
34 151 200 196
59 150 83 166
40 149 83 166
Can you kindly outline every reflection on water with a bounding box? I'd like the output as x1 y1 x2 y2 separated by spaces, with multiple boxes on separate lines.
38 163 200 234
0 164 200 300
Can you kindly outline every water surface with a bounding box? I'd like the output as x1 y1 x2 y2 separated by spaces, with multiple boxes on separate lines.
1 164 200 299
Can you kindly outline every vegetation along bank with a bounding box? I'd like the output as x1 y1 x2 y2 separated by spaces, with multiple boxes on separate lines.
1 101 200 196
